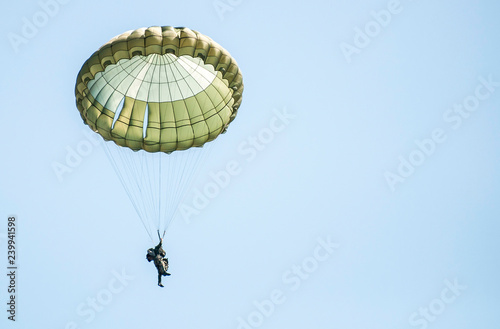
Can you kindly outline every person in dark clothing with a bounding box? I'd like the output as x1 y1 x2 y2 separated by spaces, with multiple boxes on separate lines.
146 238 171 287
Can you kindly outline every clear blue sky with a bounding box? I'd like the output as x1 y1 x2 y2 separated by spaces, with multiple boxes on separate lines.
1 0 499 328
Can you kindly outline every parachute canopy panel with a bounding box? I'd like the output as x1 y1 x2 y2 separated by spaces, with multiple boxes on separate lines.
75 26 244 153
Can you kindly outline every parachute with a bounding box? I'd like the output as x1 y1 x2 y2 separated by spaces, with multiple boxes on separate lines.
74 26 244 240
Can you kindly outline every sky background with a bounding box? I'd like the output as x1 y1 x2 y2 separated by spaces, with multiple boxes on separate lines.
1 0 500 328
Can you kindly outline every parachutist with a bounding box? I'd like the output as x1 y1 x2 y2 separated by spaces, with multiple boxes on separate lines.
146 238 171 287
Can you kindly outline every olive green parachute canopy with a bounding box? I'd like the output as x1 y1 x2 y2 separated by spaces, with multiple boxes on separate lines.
74 26 244 239
75 26 244 153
